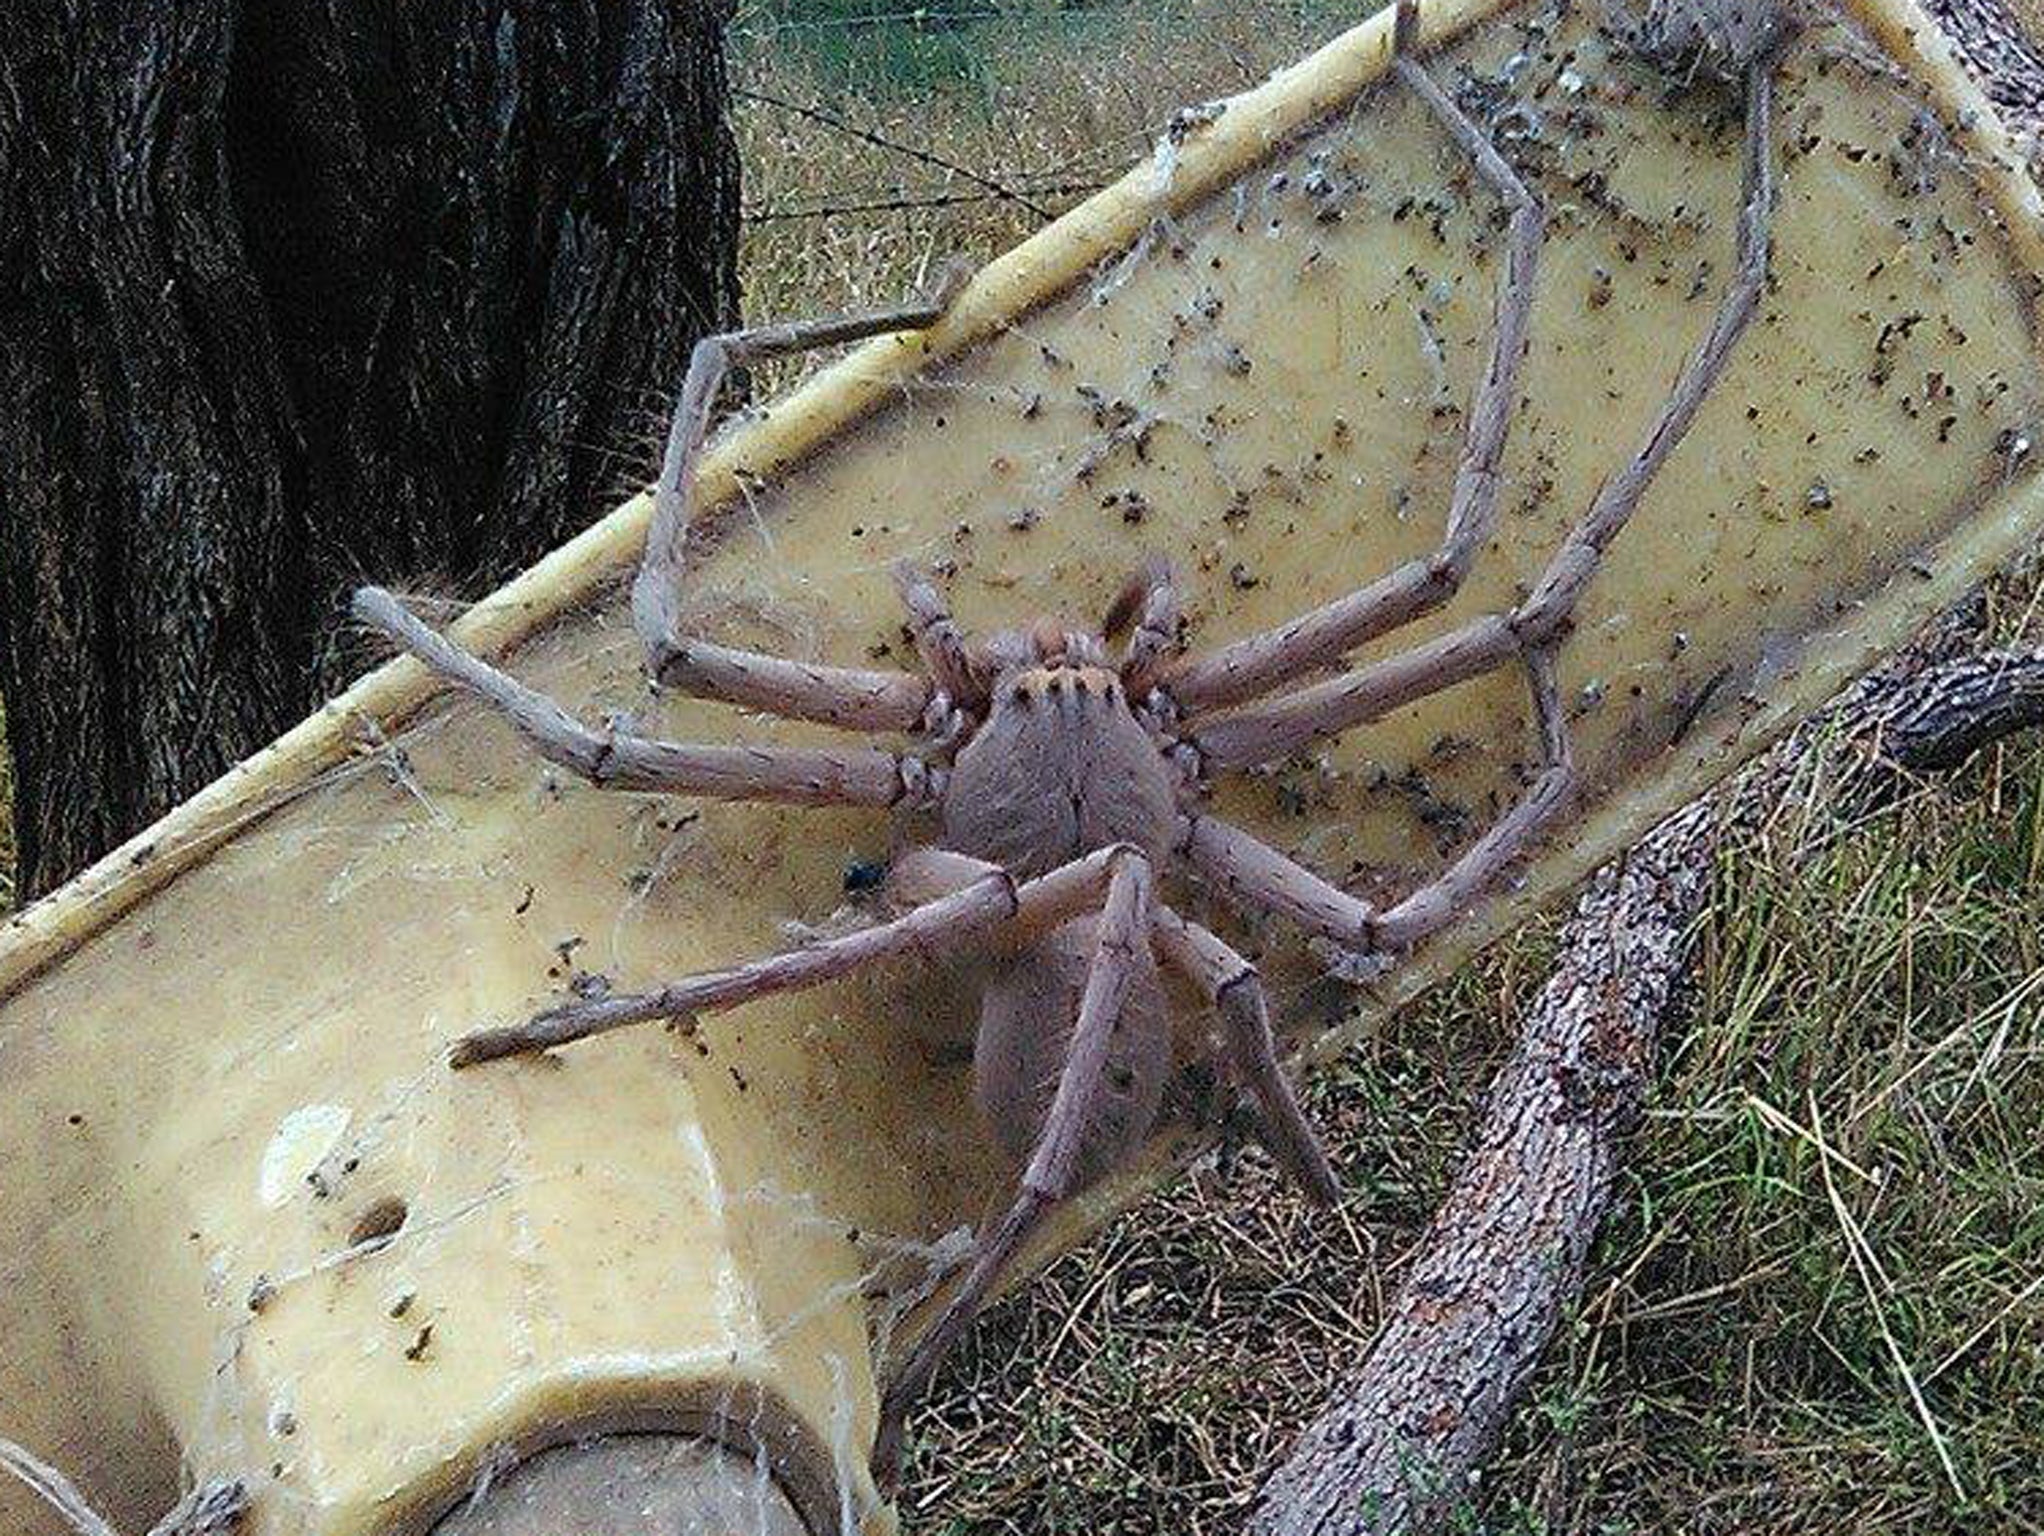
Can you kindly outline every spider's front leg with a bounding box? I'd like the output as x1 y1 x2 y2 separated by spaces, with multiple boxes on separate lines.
356 587 936 804
1186 45 1779 775
1177 49 1777 966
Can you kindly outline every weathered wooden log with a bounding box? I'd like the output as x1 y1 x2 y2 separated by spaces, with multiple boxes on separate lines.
1253 617 2044 1534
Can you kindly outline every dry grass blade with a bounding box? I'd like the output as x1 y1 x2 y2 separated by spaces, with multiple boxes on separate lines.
1924 1271 2044 1386
1807 1089 1966 1501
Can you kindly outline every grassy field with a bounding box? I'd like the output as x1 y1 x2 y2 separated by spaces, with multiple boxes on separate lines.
730 4 2044 1532
1 4 2037 1530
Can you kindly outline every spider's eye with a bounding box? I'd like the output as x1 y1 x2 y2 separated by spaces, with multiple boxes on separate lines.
842 858 888 895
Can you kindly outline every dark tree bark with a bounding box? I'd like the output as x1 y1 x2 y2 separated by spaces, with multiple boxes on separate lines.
0 0 740 898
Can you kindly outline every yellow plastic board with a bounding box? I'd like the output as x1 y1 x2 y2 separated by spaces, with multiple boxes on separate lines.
3 0 2040 1530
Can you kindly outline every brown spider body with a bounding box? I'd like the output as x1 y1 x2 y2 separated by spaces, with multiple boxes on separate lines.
939 630 1187 1189
974 916 1171 1190
354 0 1788 1488
943 657 1178 877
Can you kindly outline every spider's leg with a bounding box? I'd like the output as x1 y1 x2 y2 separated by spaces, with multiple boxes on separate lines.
654 637 932 733
634 262 971 697
870 850 1153 1489
1157 4 1544 719
1150 905 1339 1205
1181 650 1570 957
356 588 933 806
1186 53 1778 773
1371 644 1572 948
1175 809 1378 950
451 842 1151 1064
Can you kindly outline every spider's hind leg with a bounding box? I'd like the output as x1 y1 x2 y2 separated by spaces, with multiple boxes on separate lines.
1151 905 1339 1205
870 849 1156 1489
1371 644 1574 950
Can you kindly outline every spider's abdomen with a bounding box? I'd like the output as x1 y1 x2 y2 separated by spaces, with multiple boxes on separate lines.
942 665 1177 879
974 917 1171 1189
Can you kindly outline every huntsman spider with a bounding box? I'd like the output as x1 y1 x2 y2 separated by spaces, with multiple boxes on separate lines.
354 0 1786 1485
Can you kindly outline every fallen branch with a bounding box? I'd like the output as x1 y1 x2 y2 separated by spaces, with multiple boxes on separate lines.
1251 618 2044 1536
1251 800 1717 1536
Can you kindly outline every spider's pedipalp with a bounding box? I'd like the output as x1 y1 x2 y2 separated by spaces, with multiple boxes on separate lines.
1116 558 1182 696
893 560 982 708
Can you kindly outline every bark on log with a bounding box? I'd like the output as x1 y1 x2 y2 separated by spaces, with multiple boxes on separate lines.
1251 618 2044 1536
0 0 740 898
1252 802 1718 1536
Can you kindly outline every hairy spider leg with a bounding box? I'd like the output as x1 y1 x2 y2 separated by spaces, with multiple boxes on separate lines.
870 849 1155 1488
632 262 971 723
448 842 1151 1063
1180 644 1568 958
1174 51 1778 962
1150 905 1340 1204
1156 0 1546 719
1187 55 1777 771
355 586 934 803
882 846 1339 1205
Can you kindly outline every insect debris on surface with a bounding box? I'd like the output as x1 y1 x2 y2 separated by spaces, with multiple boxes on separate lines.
354 0 1792 1491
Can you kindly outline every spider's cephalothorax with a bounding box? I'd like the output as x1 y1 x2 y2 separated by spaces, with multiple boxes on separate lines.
945 623 1179 877
354 0 1786 1494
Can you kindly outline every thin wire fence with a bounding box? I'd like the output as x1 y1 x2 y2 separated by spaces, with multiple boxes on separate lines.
729 0 1357 229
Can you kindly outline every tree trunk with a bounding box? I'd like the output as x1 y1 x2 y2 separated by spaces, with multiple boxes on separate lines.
0 0 740 899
